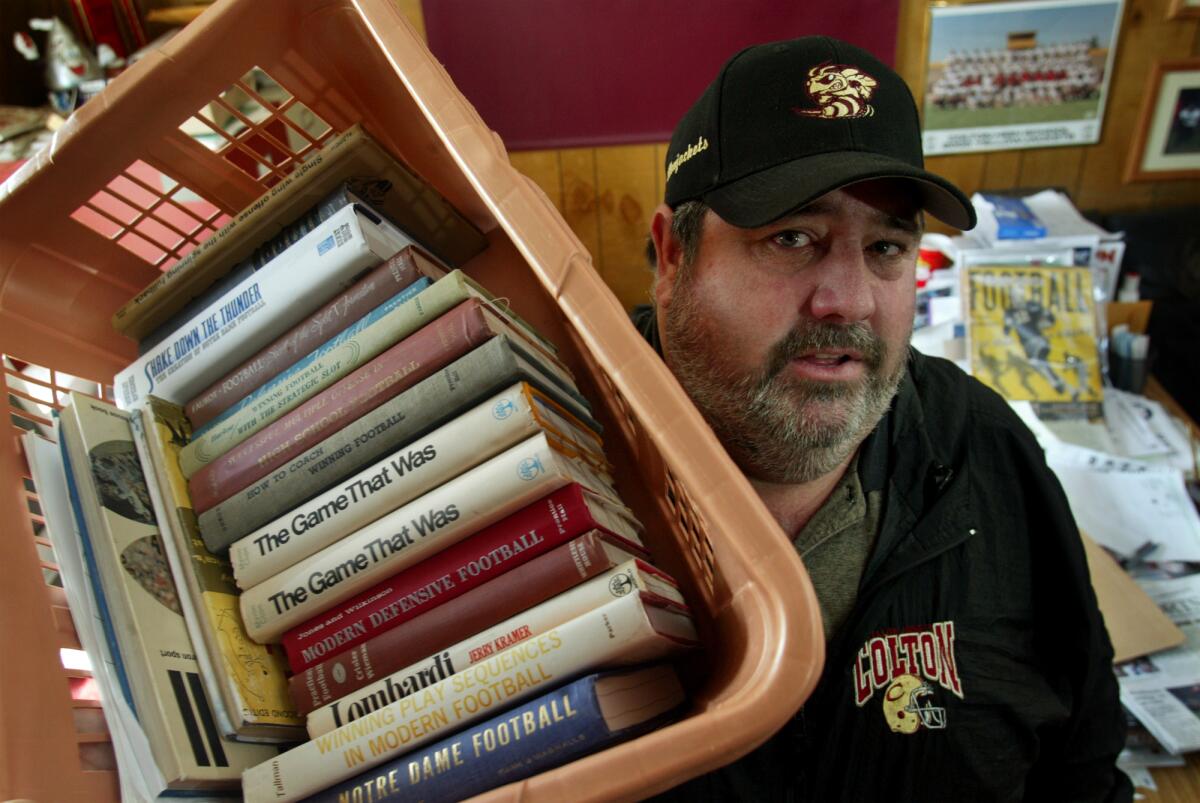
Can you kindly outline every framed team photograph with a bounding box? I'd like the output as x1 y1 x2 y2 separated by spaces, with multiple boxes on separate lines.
921 0 1124 156
1126 57 1200 182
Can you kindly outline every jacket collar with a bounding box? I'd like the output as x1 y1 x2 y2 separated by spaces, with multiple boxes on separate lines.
859 350 974 590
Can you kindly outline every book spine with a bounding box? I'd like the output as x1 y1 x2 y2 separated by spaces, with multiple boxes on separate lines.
193 336 544 552
57 428 138 714
188 263 439 445
301 551 662 729
111 126 365 338
179 270 472 480
187 297 491 512
185 247 432 428
184 273 433 449
230 383 560 590
241 593 683 802
114 205 404 410
137 186 361 356
138 260 257 356
238 434 598 645
303 675 636 803
131 401 303 738
284 486 609 688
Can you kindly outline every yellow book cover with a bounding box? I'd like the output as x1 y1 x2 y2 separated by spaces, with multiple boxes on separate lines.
132 397 303 741
964 264 1103 418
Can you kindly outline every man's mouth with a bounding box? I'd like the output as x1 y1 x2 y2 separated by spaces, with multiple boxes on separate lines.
798 351 860 366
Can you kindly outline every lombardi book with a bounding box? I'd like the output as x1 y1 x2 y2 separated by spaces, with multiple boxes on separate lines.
241 591 697 802
301 558 690 733
299 665 686 803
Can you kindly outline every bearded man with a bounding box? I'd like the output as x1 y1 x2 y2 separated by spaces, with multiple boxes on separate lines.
633 36 1131 802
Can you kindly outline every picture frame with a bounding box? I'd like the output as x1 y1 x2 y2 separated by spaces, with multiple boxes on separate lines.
1166 0 1200 20
1125 57 1200 182
918 0 1124 156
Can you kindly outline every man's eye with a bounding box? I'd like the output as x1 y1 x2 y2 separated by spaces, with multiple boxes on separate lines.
870 241 905 257
772 230 812 249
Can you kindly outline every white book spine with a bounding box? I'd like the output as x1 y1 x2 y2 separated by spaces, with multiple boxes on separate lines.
114 204 410 410
305 560 680 736
239 432 603 643
229 383 550 589
178 271 476 477
241 593 683 802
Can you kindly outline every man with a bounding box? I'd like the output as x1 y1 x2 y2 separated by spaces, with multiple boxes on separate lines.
633 36 1130 801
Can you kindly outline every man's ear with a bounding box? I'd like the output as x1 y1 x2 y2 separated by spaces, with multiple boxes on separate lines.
651 203 685 311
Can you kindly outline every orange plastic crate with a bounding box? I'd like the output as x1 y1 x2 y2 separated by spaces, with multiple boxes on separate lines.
0 1 824 800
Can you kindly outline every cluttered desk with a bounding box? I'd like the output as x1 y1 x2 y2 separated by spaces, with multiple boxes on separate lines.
916 190 1200 799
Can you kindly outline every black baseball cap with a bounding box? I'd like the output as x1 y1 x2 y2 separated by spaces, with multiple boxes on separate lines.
664 36 976 231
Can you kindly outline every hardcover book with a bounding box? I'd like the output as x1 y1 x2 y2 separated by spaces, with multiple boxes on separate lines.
229 382 608 590
129 397 304 742
114 202 412 410
238 431 617 644
58 392 275 788
180 269 575 481
27 430 180 801
186 295 601 515
185 245 447 428
241 591 698 802
111 123 488 340
282 488 649 679
963 264 1103 419
301 552 688 730
139 180 424 356
301 665 686 803
182 267 467 461
196 335 598 552
185 296 529 512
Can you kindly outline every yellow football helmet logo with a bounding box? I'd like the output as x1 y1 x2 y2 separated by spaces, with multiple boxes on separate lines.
882 673 947 734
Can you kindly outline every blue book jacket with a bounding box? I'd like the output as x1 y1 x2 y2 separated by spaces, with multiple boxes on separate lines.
301 666 682 803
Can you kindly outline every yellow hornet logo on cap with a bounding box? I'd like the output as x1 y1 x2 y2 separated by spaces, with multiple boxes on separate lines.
794 63 878 119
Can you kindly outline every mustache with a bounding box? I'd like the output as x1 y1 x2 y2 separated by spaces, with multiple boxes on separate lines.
761 321 886 381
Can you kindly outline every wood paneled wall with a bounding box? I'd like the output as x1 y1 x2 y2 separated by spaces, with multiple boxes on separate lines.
406 0 1200 311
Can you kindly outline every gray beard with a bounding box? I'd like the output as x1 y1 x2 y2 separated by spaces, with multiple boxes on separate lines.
663 286 907 484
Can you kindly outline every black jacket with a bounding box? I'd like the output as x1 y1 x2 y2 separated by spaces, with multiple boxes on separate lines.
635 308 1131 802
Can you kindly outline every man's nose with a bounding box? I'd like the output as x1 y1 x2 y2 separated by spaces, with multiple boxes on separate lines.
806 243 876 323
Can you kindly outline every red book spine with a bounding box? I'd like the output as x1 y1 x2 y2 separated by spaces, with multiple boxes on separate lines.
281 483 638 673
186 250 428 428
288 529 628 714
189 299 491 513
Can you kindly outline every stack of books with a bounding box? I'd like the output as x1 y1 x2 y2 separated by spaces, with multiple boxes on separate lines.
75 127 695 800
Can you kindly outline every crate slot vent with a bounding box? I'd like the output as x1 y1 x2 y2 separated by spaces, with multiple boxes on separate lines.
179 66 334 187
664 467 716 599
69 160 231 271
5 355 108 589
